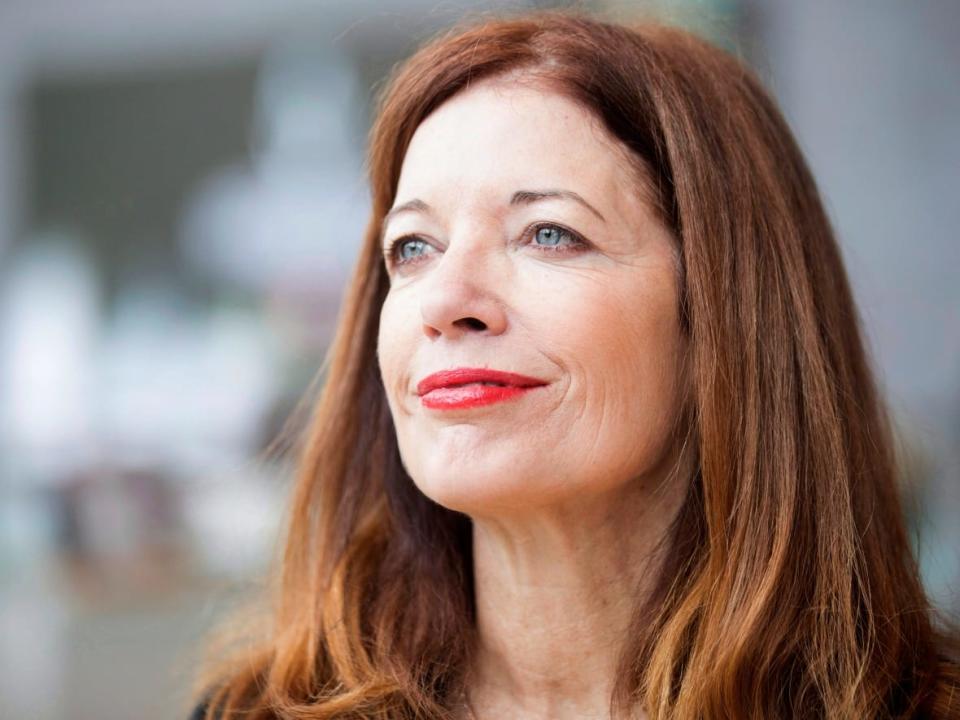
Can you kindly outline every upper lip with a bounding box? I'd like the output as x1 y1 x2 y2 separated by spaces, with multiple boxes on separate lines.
416 367 548 395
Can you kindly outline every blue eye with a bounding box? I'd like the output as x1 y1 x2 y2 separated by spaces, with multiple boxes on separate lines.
533 224 577 248
397 237 429 261
385 235 434 266
531 223 587 252
383 222 588 271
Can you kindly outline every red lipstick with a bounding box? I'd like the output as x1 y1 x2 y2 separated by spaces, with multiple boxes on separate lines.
416 368 547 410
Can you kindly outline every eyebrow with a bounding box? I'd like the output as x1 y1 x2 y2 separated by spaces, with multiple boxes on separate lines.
380 188 606 238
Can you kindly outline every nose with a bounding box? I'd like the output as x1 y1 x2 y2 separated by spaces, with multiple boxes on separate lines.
418 245 508 341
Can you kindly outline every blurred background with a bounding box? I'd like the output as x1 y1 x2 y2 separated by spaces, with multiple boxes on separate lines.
0 0 957 718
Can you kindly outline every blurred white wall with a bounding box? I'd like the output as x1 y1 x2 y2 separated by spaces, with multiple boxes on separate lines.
749 0 960 614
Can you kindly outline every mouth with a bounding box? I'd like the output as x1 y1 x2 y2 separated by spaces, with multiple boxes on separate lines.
416 367 548 410
416 367 547 395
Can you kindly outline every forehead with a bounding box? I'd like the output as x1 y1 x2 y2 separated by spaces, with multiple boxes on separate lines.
395 78 644 211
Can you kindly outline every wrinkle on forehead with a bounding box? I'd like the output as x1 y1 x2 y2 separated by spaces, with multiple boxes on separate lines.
460 71 666 221
402 80 655 220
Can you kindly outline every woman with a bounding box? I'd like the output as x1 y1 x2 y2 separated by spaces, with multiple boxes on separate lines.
190 10 959 719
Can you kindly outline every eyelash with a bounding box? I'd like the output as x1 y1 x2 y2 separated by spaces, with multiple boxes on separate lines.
383 222 589 269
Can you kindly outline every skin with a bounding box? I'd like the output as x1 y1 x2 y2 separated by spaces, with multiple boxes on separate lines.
376 77 693 720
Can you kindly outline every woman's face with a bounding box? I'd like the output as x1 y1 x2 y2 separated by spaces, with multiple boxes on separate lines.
377 78 688 517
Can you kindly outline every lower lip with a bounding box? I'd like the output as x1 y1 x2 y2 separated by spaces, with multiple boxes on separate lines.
420 383 540 410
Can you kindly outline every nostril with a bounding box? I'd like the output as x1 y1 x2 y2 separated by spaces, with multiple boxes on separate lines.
457 317 487 331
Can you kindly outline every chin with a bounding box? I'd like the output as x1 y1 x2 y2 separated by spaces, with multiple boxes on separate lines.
411 464 507 511
404 454 542 514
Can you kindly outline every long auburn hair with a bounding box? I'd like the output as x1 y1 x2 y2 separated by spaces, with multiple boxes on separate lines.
192 10 959 719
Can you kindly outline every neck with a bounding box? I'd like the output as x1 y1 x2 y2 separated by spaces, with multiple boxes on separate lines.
464 446 692 720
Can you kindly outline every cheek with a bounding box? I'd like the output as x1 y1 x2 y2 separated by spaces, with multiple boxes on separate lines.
536 270 684 464
538 271 679 384
377 293 410 403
